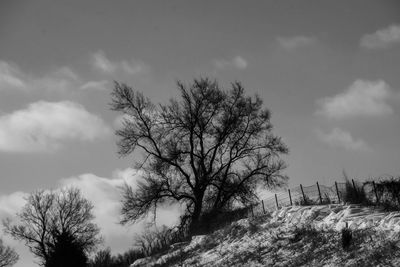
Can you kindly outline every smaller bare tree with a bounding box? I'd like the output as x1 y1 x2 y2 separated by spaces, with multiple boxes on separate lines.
3 187 101 266
0 238 18 267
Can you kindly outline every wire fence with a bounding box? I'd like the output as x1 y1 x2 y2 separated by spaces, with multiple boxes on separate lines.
248 180 375 217
139 178 399 257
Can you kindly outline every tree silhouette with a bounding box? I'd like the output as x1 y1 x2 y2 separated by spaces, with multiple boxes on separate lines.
46 231 88 267
4 188 101 266
112 78 288 233
0 238 18 267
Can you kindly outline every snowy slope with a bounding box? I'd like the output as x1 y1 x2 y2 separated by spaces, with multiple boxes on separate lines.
131 204 400 266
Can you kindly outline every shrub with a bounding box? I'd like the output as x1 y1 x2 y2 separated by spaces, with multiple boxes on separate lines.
248 219 260 234
296 195 318 206
193 207 250 235
46 231 88 267
341 227 352 250
365 176 400 210
89 248 144 267
289 226 319 243
342 173 368 204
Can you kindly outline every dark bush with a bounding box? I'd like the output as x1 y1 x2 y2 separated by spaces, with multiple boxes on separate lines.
289 226 319 243
341 173 368 204
365 176 400 210
46 231 88 267
193 207 250 235
341 227 352 250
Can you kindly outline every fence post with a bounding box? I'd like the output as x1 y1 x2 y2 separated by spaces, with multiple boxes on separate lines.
251 204 254 217
300 184 307 205
316 182 323 204
275 194 279 210
352 179 359 197
335 181 341 203
262 200 266 214
372 181 379 203
288 189 293 206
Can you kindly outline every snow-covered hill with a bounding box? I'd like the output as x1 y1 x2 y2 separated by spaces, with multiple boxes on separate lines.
131 204 400 266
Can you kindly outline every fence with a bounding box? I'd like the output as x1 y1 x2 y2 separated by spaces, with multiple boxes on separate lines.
140 178 395 257
249 179 381 217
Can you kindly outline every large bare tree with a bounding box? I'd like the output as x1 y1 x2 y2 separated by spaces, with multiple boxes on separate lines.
3 188 101 266
112 78 288 232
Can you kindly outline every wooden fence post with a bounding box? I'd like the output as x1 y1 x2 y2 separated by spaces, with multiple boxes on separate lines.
352 179 359 198
288 189 293 206
335 181 341 203
317 182 323 204
300 184 307 205
372 181 379 203
262 200 266 214
275 194 279 210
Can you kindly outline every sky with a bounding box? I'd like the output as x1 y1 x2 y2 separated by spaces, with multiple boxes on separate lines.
0 0 400 266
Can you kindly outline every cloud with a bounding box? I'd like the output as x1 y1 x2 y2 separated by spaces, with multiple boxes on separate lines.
316 79 394 119
0 60 84 93
58 169 139 249
214 56 248 70
0 58 116 94
360 24 400 49
0 191 27 219
0 61 26 90
0 101 111 153
80 80 109 90
59 169 180 245
0 168 181 264
316 128 371 152
92 50 117 73
276 36 317 50
91 50 149 75
33 67 80 93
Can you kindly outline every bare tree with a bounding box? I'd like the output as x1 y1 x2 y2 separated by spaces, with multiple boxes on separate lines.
3 188 101 266
133 225 172 256
0 238 18 267
112 78 288 233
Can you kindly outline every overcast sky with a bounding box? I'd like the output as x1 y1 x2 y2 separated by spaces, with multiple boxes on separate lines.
1 1 400 266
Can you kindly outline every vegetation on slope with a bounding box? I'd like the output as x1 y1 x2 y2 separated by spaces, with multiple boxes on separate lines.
132 206 400 267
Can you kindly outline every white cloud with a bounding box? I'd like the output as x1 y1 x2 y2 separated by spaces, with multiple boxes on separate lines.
214 56 248 70
316 79 394 119
59 170 180 252
92 50 117 73
0 58 116 94
33 67 80 93
0 168 181 264
58 170 139 248
0 191 27 218
0 60 84 93
0 61 26 90
276 36 317 50
80 80 109 90
360 24 400 49
0 101 111 153
91 50 149 75
317 128 371 152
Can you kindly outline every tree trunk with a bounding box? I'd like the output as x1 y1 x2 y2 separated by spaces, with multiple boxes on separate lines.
189 191 204 235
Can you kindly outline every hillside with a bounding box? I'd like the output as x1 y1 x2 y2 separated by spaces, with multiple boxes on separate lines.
131 204 400 266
